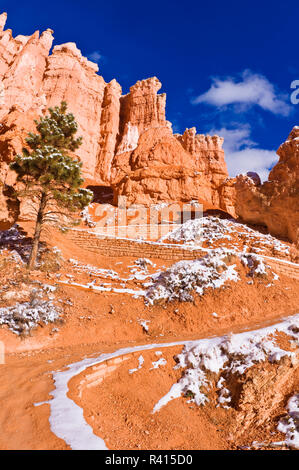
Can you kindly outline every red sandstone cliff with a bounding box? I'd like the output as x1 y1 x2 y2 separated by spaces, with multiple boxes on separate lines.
235 127 299 244
0 181 19 230
0 12 233 223
2 11 298 240
111 125 231 209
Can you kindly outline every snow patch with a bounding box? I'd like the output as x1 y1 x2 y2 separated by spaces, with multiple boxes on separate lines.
80 204 96 228
138 319 150 332
160 216 290 258
152 314 299 412
277 393 299 449
47 316 299 450
145 248 240 304
116 123 139 154
129 355 144 374
150 357 167 370
0 289 61 335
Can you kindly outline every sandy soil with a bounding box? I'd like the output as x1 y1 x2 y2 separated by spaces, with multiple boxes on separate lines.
0 221 298 450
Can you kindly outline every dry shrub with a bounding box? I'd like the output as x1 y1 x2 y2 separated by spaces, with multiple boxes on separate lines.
39 250 63 273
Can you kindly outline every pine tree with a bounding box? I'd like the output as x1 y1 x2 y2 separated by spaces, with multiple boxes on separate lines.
10 102 93 270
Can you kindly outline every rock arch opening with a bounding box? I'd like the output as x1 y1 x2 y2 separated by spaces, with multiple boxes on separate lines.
86 186 114 205
203 208 233 220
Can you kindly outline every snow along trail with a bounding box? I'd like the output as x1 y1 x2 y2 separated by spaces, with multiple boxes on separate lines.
152 313 299 414
48 340 192 450
57 280 146 298
46 313 299 450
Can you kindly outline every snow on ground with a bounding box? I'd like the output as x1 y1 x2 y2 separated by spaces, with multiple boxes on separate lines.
0 225 64 267
240 252 268 276
48 340 187 450
160 216 290 257
0 225 32 261
145 248 269 304
138 319 150 332
0 225 25 245
0 289 61 335
277 393 299 449
150 357 167 370
80 204 96 228
134 258 155 269
45 314 299 450
57 280 146 298
60 257 161 298
160 216 232 244
69 257 157 283
216 377 231 409
129 355 144 374
64 247 275 303
128 259 155 281
0 220 289 308
69 259 120 280
152 314 299 419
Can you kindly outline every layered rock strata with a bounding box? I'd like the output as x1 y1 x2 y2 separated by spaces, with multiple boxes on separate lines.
0 12 233 222
235 127 299 244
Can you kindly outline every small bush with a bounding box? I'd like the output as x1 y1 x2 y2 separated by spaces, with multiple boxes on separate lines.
39 250 63 273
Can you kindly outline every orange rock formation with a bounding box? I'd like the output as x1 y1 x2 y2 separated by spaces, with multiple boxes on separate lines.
0 12 233 217
235 127 299 244
1 11 298 244
0 182 19 230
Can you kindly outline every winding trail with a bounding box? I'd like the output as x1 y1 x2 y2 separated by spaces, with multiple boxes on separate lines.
47 313 299 450
49 340 191 450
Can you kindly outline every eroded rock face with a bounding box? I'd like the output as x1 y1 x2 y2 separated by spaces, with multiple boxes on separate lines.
109 79 232 213
2 11 299 239
112 126 234 213
231 355 299 439
118 77 167 137
0 182 19 230
0 12 234 218
43 42 107 180
95 79 122 181
0 14 109 184
0 107 39 185
0 11 270 233
235 127 299 244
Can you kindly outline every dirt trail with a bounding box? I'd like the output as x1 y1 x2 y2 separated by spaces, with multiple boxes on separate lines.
1 311 298 450
50 314 299 450
0 221 298 449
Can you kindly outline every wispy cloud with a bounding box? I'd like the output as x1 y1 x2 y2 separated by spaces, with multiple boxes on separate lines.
193 70 291 116
209 124 278 182
225 147 278 182
213 125 255 153
87 50 103 64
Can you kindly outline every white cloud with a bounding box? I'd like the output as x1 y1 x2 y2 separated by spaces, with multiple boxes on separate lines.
193 70 291 116
209 125 278 182
212 125 254 153
87 50 103 64
225 148 278 182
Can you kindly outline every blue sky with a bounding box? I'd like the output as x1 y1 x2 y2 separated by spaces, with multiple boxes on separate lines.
2 0 299 180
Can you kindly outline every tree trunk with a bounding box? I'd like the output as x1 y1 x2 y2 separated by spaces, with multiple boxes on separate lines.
27 192 46 270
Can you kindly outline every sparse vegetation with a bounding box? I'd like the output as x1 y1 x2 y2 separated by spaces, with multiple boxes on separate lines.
0 288 62 336
10 102 93 270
